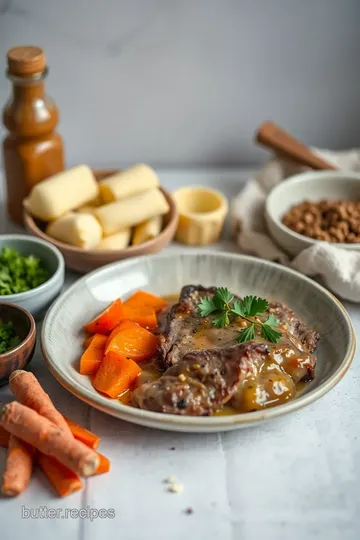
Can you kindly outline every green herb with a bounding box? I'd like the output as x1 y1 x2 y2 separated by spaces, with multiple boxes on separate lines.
198 288 282 344
0 320 21 353
0 246 49 296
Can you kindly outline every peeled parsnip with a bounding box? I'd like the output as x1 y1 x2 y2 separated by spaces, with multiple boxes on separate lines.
94 188 169 236
95 230 131 250
132 216 162 245
99 164 159 203
23 165 99 221
46 212 102 249
76 194 102 214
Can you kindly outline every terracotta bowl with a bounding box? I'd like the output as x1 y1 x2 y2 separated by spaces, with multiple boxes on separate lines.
24 169 179 273
0 302 36 385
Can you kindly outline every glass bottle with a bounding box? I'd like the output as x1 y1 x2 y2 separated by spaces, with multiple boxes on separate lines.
2 46 64 224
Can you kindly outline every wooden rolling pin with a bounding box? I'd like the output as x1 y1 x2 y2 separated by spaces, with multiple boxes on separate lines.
255 121 336 170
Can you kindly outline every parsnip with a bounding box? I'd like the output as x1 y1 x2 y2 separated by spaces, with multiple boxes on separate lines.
76 194 102 213
99 164 159 203
132 216 162 245
46 212 102 249
24 165 99 221
95 230 131 250
94 188 169 236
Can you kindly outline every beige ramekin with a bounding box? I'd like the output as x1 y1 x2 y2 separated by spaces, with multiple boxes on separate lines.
173 186 229 245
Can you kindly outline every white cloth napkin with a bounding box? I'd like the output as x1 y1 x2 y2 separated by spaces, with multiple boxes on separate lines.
231 149 360 301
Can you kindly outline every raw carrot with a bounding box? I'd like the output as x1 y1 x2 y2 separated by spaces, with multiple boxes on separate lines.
0 402 99 477
64 417 100 449
118 304 158 330
106 320 140 349
83 335 95 349
0 425 10 447
38 454 83 497
124 291 167 314
9 370 71 436
94 453 110 475
1 435 34 497
105 324 158 362
84 298 123 335
92 352 142 398
79 334 107 375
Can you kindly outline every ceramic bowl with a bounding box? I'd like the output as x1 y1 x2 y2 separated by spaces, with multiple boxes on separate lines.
173 186 228 245
265 170 360 257
24 169 179 273
0 234 65 318
41 252 355 433
0 302 36 385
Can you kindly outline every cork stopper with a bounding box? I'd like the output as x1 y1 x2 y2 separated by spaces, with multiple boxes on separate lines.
7 46 46 76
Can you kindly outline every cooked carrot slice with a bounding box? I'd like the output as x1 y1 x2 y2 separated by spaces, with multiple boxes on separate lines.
83 299 123 335
106 320 140 349
80 334 107 375
83 335 95 350
92 352 142 398
105 325 158 362
118 304 157 330
124 291 167 314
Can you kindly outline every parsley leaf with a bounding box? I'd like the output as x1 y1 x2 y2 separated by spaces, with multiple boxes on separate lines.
0 246 49 295
263 314 279 327
198 296 218 317
247 296 269 316
261 324 282 343
198 287 282 344
213 287 234 309
231 300 246 317
236 324 255 343
212 311 230 328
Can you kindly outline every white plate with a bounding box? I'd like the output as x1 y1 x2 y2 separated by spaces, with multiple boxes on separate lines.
41 252 355 433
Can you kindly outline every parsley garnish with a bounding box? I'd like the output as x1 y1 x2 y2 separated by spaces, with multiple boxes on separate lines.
0 246 49 295
198 288 282 344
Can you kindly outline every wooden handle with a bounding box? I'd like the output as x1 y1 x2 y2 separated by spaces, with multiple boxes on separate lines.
255 121 336 170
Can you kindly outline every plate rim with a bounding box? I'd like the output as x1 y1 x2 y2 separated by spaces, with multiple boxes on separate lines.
41 251 356 430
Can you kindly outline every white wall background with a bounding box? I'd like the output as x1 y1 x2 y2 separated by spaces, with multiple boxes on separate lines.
0 0 359 168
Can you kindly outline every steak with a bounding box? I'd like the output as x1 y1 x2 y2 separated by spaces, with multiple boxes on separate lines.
158 285 320 369
132 343 269 415
135 285 320 416
158 285 242 368
267 301 319 353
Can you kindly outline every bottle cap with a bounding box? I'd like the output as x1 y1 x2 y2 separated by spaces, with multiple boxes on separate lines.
7 46 46 76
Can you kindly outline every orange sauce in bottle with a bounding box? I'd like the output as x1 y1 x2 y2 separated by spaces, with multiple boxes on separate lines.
2 46 64 224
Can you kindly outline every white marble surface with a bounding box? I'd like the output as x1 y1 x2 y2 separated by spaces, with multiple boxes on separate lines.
1 0 360 167
0 169 359 540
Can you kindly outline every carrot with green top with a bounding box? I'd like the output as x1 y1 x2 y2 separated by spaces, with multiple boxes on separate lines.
1 435 34 497
0 402 99 476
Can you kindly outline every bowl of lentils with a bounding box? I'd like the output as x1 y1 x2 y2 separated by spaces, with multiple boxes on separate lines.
265 170 360 256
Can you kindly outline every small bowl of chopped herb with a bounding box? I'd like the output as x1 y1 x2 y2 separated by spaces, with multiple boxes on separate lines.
0 302 36 384
0 235 65 318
